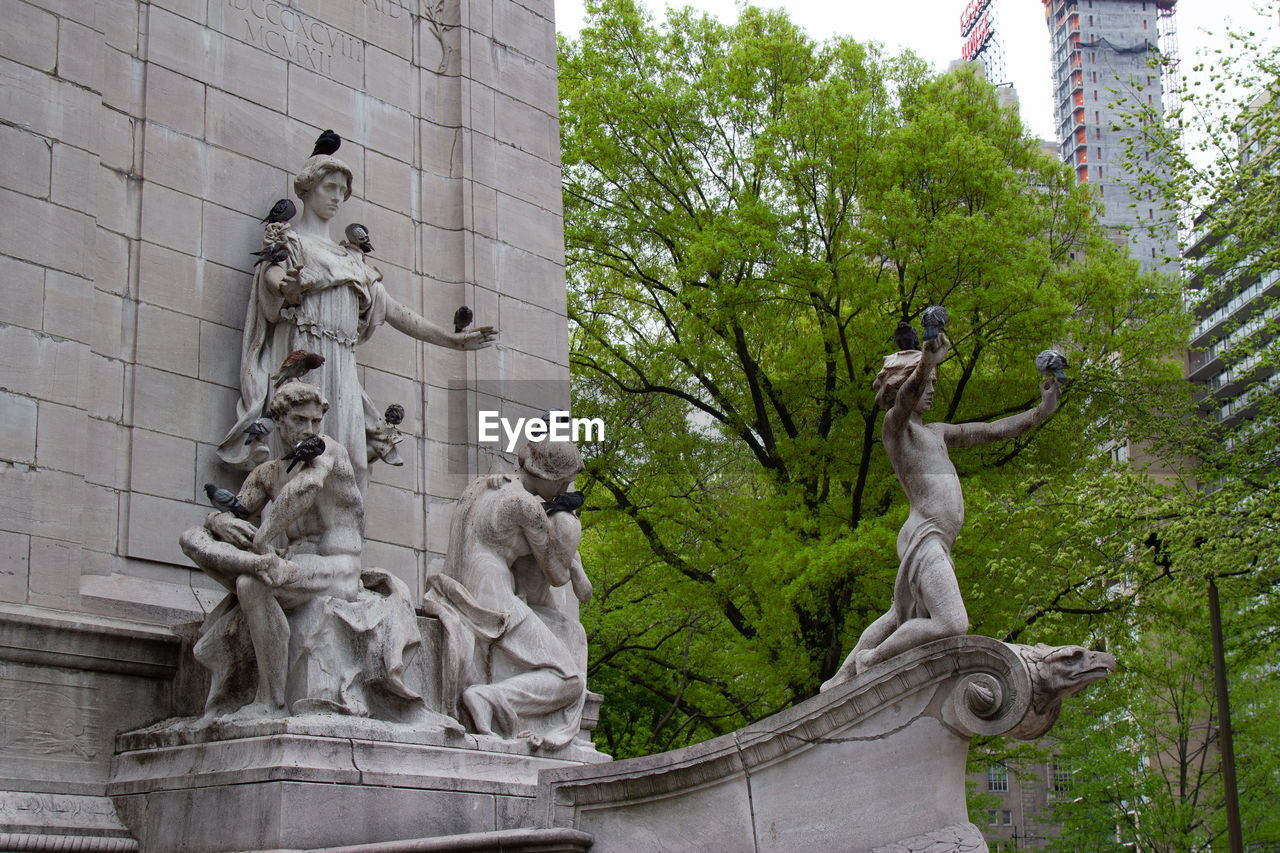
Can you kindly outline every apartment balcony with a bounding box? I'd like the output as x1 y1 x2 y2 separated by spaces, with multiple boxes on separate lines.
1214 370 1280 427
1188 303 1280 382
1188 269 1279 347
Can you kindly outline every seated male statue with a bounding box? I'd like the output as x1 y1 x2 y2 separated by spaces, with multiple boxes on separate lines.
424 439 594 751
181 381 421 719
822 332 1060 691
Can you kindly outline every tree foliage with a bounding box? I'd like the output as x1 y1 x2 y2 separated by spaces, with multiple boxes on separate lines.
560 0 1188 759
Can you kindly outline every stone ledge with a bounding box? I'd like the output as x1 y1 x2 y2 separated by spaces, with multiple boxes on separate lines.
0 604 181 680
0 790 138 851
289 827 594 853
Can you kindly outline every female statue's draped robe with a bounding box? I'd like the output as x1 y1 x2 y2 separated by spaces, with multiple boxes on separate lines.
217 230 388 495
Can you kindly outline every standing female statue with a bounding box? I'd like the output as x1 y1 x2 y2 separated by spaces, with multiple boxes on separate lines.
217 133 497 494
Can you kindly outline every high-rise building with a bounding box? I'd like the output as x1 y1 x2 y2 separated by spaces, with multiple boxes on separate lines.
1041 0 1179 275
1185 91 1279 441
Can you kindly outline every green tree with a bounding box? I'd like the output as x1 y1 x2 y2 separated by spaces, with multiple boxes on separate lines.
561 0 1188 758
1044 581 1280 851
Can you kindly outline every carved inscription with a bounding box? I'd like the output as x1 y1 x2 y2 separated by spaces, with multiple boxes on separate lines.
223 0 365 79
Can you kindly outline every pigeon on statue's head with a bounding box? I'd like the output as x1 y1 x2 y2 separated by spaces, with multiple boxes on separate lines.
894 321 921 352
270 350 325 389
311 129 342 157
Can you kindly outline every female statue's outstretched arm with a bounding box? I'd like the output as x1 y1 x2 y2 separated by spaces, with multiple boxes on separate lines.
384 298 497 351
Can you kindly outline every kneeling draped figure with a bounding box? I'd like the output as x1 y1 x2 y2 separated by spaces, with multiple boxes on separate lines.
424 439 593 750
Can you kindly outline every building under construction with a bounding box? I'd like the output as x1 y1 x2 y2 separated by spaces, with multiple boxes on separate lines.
1041 0 1180 275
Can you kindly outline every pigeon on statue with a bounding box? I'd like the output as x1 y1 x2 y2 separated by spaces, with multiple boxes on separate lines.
261 198 296 225
453 305 473 334
921 305 948 343
344 222 373 253
204 483 251 519
284 435 326 473
894 321 921 352
542 491 585 517
1036 349 1070 383
311 129 341 157
252 243 290 267
384 404 405 426
243 416 274 446
270 350 325 389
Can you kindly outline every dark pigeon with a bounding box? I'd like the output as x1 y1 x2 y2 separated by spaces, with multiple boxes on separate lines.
204 483 251 519
311 129 342 157
894 321 921 352
261 198 296 224
453 305 473 334
284 435 326 473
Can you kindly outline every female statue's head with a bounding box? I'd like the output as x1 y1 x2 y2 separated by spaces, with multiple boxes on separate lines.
293 155 353 219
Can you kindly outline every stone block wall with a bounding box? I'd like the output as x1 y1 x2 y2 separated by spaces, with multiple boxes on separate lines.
0 0 569 624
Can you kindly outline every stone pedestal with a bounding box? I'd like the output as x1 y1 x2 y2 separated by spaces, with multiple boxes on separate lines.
108 716 607 853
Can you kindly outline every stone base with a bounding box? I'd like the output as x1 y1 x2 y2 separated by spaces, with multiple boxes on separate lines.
534 636 1104 853
0 791 139 852
108 715 608 853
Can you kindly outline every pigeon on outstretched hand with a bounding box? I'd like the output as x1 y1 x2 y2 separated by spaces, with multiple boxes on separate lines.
261 198 296 224
284 435 326 473
252 243 290 267
344 223 373 253
542 491 585 516
204 483 251 519
1036 349 1070 383
453 305 473 334
243 417 274 446
894 321 921 352
384 404 405 426
921 305 948 343
271 350 325 389
311 129 341 157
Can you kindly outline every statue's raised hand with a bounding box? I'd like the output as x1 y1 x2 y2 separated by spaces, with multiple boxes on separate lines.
922 331 948 366
1039 375 1061 416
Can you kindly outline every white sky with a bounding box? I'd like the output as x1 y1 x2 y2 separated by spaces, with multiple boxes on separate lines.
554 0 1277 144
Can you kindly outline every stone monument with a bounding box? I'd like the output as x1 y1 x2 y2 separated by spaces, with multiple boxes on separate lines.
1 0 1116 846
0 0 575 848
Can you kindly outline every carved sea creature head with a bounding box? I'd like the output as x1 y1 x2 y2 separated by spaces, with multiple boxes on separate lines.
294 155 354 202
1014 643 1116 714
873 350 923 410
